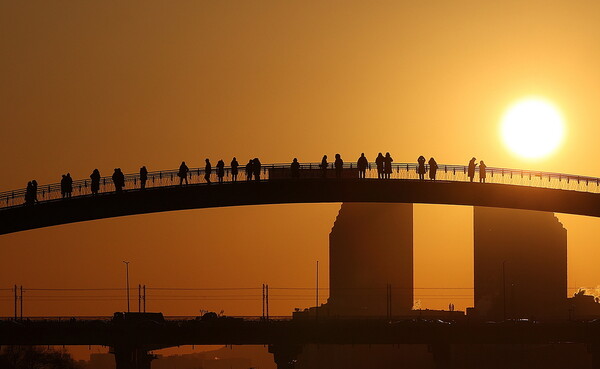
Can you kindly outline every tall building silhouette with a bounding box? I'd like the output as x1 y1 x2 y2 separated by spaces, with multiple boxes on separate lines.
473 207 568 320
326 202 413 316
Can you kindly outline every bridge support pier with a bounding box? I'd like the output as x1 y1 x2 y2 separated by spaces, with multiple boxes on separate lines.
429 343 453 369
111 346 156 369
268 344 302 369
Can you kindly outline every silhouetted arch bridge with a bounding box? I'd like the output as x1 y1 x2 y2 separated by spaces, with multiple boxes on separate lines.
1 162 600 235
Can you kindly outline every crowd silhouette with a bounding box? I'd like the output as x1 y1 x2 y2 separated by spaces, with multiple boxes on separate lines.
22 154 490 205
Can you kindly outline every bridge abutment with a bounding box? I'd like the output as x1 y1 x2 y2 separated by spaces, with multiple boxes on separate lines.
268 344 303 369
111 346 155 369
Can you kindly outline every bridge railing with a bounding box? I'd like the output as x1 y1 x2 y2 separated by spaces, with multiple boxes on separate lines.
1 162 599 209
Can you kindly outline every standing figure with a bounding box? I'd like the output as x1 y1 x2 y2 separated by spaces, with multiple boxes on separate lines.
139 166 148 189
245 159 253 181
479 160 487 183
290 158 300 179
204 159 212 184
384 152 393 179
65 173 73 197
90 169 101 195
428 157 438 181
61 175 67 198
216 160 225 184
253 158 262 181
357 153 368 179
231 157 239 182
320 155 328 178
467 157 477 182
25 181 33 205
334 154 343 179
31 180 38 204
178 161 189 185
375 153 385 179
417 156 426 181
112 168 125 192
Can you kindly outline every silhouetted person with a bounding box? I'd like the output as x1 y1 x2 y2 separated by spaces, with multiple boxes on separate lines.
65 173 73 197
384 152 393 179
417 156 426 181
231 157 239 182
334 154 343 179
204 159 212 184
357 153 368 179
375 153 384 179
428 157 438 181
60 175 67 198
90 169 101 195
25 181 33 205
290 158 300 179
245 159 253 181
468 157 477 182
320 155 328 178
479 160 487 183
253 158 261 181
112 168 125 192
32 180 38 202
217 160 225 184
178 161 189 185
140 166 148 189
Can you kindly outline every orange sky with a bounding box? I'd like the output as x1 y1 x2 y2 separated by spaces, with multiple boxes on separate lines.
1 0 600 322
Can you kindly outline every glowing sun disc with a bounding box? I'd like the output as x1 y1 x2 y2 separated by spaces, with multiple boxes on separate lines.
501 98 564 159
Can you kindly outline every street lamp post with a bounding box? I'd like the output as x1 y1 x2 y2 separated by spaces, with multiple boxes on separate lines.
123 261 130 313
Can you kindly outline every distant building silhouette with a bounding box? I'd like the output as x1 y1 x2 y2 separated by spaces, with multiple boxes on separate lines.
326 203 413 316
473 207 568 320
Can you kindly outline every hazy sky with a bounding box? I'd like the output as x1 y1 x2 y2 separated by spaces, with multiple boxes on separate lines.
1 0 600 321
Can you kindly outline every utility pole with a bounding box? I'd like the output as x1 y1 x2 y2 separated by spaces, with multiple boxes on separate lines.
13 285 17 320
20 286 23 320
143 285 146 312
316 260 319 321
502 260 507 321
138 284 141 313
262 284 265 319
266 284 269 321
123 261 130 313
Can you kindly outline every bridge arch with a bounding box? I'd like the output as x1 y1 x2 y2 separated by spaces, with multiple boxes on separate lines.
1 177 600 235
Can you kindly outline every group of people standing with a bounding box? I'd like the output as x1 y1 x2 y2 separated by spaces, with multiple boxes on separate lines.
60 173 74 198
176 157 264 186
23 154 490 205
468 157 487 183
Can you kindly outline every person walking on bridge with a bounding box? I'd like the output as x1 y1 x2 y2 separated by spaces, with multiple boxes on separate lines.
90 169 101 195
291 158 300 179
357 153 368 179
253 158 262 181
384 152 393 179
139 166 148 189
245 159 253 181
216 160 225 184
231 157 239 182
428 157 438 181
375 153 384 179
204 159 212 184
479 160 487 183
61 175 67 198
178 161 189 185
334 154 344 179
468 157 477 182
320 155 328 178
417 156 426 181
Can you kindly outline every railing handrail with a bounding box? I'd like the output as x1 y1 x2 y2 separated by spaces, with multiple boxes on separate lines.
1 161 598 210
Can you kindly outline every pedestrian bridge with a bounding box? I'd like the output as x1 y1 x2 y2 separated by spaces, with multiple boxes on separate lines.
1 162 600 235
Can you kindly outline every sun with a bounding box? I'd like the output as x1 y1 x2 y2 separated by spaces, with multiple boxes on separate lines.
500 98 565 159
